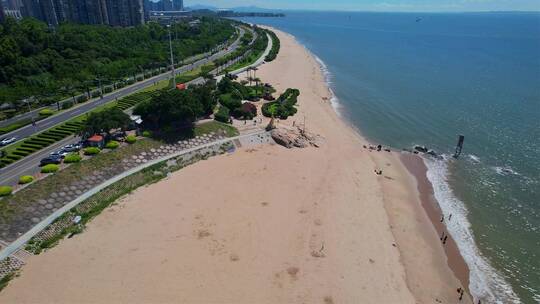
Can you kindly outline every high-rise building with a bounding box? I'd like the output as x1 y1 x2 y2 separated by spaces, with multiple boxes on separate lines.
19 0 143 27
172 0 182 10
70 0 108 25
107 0 143 27
0 1 5 22
38 0 59 26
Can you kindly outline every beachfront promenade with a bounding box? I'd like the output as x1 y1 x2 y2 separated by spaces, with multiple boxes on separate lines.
0 129 272 271
0 27 255 187
0 27 275 270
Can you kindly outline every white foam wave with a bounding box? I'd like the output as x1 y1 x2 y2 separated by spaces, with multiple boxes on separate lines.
424 156 522 304
468 154 481 164
309 52 343 116
493 165 520 177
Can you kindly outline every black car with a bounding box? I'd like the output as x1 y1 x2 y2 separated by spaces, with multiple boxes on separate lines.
40 155 62 166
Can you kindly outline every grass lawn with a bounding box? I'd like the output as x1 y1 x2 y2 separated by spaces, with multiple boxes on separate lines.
194 121 239 138
175 62 216 84
0 138 163 222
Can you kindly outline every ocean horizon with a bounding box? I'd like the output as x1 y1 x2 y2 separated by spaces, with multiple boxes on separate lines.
237 11 540 304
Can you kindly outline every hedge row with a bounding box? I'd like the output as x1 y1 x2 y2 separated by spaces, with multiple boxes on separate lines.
0 121 84 168
265 30 280 62
116 91 154 111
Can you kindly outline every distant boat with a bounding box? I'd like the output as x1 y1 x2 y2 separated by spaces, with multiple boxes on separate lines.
416 17 422 22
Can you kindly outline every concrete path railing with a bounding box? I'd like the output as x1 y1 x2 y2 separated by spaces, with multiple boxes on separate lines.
0 130 267 261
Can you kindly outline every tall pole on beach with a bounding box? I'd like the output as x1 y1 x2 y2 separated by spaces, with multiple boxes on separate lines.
168 24 176 89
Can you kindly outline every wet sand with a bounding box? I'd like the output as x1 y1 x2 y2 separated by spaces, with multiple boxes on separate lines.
0 28 471 304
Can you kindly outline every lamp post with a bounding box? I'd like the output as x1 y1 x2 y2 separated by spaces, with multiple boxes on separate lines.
168 24 176 89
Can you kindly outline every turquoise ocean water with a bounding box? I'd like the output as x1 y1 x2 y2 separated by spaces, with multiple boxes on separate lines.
236 12 540 303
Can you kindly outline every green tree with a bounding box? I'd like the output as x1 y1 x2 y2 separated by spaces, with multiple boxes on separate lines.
84 107 131 135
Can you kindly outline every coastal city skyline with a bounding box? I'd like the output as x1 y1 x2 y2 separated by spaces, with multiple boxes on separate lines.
0 2 537 303
183 0 540 12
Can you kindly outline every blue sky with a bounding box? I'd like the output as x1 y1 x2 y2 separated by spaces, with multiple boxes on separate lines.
185 0 540 12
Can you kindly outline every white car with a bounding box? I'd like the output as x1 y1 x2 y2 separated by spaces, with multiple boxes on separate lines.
0 137 17 146
50 150 69 158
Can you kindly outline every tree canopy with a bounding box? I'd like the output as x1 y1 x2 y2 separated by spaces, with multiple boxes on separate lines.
84 107 131 135
133 83 216 135
0 17 235 107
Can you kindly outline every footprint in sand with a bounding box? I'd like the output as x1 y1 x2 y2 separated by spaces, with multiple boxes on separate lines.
197 229 211 239
286 267 300 279
323 296 334 304
229 254 239 262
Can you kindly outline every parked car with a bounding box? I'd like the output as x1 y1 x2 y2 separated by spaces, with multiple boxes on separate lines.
50 150 69 158
0 137 17 146
62 143 82 152
40 155 62 166
110 132 126 141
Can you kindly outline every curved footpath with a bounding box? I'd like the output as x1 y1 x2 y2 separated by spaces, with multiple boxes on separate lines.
0 130 267 261
0 29 274 260
0 28 471 304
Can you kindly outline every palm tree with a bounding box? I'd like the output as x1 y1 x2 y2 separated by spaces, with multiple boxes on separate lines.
254 77 261 95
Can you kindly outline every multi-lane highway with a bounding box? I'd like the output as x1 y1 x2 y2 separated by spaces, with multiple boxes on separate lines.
0 26 250 186
0 27 246 144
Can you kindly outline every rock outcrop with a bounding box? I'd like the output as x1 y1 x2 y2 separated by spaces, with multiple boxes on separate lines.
271 127 323 149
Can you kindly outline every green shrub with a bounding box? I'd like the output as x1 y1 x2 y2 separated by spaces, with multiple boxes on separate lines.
41 164 59 174
105 141 120 149
61 101 74 110
126 135 137 144
83 147 101 155
64 153 82 163
215 106 231 123
103 86 113 93
76 95 88 103
19 175 34 184
262 88 300 119
142 130 152 137
136 76 143 82
219 93 242 110
0 186 13 196
39 109 54 117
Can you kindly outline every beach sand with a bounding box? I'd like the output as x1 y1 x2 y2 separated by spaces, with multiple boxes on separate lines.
0 29 471 304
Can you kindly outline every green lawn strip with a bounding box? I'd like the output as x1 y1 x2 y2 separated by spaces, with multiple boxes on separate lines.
0 122 238 221
175 62 216 84
24 142 232 255
222 33 269 74
0 91 157 168
264 29 280 62
0 138 162 222
194 121 239 138
0 271 16 292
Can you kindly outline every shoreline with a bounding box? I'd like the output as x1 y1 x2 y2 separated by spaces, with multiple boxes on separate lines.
400 154 472 297
0 27 472 303
265 27 473 303
292 27 474 302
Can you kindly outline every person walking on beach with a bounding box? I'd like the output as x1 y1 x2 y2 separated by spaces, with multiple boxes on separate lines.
440 215 444 222
443 236 448 244
449 214 453 221
440 231 445 241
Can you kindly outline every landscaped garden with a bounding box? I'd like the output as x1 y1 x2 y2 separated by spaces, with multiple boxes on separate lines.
214 76 275 122
262 88 301 119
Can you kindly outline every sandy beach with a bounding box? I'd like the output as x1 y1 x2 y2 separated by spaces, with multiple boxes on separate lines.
0 28 471 304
